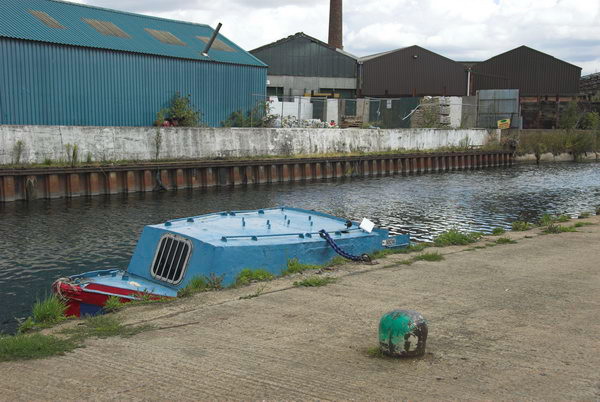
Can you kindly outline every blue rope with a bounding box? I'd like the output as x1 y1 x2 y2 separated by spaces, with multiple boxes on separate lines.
319 229 371 262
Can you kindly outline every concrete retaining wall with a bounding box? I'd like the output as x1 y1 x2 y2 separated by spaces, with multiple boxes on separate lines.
0 126 499 165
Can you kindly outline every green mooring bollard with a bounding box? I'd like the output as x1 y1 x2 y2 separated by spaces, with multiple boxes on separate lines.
379 310 428 357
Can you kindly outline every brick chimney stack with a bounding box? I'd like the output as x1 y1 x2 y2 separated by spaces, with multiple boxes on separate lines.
328 0 343 49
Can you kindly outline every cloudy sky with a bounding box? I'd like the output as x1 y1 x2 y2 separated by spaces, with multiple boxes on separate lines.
71 0 600 75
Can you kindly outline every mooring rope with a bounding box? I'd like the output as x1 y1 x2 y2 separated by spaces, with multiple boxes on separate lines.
318 229 371 263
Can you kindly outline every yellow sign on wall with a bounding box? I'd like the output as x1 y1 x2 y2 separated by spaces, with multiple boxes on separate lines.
497 119 511 129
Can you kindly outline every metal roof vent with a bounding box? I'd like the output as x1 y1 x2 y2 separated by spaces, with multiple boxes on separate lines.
83 18 130 38
196 36 234 52
145 28 186 46
29 10 65 29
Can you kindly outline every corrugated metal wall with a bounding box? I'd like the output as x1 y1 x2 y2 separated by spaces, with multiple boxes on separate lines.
251 35 356 78
472 46 581 96
361 46 467 97
0 38 266 127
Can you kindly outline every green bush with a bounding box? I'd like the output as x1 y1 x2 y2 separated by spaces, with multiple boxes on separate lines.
156 92 201 127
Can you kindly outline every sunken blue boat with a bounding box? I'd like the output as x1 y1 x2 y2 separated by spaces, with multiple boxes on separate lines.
53 207 409 316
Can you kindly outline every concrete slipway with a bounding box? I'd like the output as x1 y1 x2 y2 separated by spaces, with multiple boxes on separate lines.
1 217 599 400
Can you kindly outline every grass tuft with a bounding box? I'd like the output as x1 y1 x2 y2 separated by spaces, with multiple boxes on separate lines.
293 276 336 287
235 269 274 287
103 296 125 313
282 258 321 276
0 334 77 362
491 227 506 236
543 223 577 234
573 222 595 228
366 346 386 358
178 276 209 297
511 221 532 231
578 212 591 219
495 237 517 245
62 315 152 340
19 295 68 333
412 252 444 262
433 230 482 247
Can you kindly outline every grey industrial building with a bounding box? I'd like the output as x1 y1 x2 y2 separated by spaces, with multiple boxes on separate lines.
250 32 359 98
359 46 468 97
471 46 581 97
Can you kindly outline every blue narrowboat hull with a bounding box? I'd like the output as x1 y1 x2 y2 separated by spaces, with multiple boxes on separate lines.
53 207 409 316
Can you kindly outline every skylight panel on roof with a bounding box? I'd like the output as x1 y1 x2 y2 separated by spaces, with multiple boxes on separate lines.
29 10 65 29
196 36 235 52
83 18 130 38
145 29 186 46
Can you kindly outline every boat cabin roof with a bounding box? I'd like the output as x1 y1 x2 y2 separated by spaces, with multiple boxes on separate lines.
148 207 361 246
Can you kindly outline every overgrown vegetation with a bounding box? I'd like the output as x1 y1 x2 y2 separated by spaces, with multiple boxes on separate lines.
61 315 152 340
433 230 483 246
103 296 125 313
221 101 277 128
578 212 591 219
19 296 68 333
281 258 321 276
495 237 517 245
0 333 78 362
293 276 336 287
491 227 506 236
177 274 223 297
154 92 202 127
412 252 444 262
538 214 570 226
511 221 532 231
543 223 577 234
573 222 595 228
234 269 274 287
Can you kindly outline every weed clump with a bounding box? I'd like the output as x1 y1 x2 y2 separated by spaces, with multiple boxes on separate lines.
19 295 67 333
491 227 506 236
103 296 125 313
574 222 595 228
282 258 321 276
412 252 444 262
543 223 577 234
495 237 517 245
235 269 274 287
511 221 532 231
293 277 336 287
578 212 591 219
433 230 482 246
0 334 77 362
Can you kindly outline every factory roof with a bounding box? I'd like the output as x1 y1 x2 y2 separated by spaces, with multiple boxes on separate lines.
0 0 266 67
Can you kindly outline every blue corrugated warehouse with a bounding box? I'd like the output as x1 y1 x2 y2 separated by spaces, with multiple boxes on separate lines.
0 0 267 127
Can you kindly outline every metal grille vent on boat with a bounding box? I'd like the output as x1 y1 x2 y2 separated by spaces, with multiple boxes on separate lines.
151 234 192 284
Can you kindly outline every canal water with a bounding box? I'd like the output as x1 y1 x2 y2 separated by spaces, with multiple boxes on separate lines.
1 161 599 333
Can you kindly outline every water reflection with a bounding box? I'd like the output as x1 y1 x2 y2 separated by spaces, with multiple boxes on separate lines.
1 161 599 333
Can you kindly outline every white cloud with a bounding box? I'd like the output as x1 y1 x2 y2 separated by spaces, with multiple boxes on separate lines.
72 0 600 74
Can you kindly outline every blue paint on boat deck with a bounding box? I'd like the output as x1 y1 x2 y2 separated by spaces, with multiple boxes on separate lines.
126 207 401 289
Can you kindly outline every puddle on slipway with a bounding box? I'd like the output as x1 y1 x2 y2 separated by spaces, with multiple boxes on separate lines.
0 161 599 333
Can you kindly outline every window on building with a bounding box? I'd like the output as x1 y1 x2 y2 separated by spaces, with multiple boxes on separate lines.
145 28 186 46
29 10 65 29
